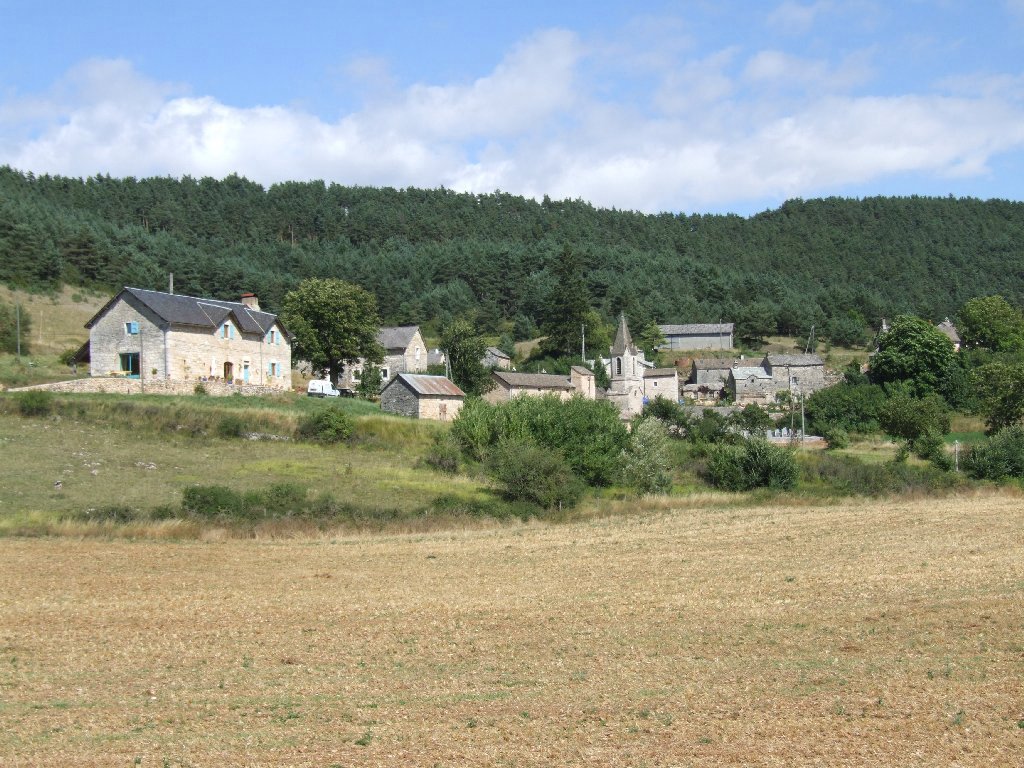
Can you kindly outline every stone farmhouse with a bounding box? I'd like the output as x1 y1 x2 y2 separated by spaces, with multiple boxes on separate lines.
484 370 579 403
658 323 734 351
682 358 739 403
482 346 512 369
380 373 465 421
936 318 961 351
83 287 292 389
342 325 427 390
726 353 827 405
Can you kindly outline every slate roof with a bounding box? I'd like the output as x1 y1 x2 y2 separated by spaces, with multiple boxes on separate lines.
492 371 574 390
610 314 637 356
485 346 511 360
643 367 678 377
731 366 772 380
377 326 420 351
764 354 823 367
660 323 734 335
570 365 594 376
387 373 464 397
86 287 286 336
692 358 738 370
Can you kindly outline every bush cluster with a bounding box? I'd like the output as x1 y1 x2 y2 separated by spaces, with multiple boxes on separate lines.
706 439 798 491
450 395 628 486
297 406 355 443
14 389 55 417
800 452 962 496
962 426 1024 480
485 439 585 509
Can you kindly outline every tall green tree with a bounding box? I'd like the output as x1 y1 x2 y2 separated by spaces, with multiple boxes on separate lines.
280 278 382 386
540 244 590 358
869 315 957 397
957 295 1024 352
441 318 493 397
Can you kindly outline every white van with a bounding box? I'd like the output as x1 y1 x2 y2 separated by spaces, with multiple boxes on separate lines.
307 379 341 398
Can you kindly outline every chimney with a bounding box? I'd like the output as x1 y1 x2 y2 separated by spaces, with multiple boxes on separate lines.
240 292 260 311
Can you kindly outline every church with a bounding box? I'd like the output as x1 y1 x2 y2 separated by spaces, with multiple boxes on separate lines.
604 314 680 419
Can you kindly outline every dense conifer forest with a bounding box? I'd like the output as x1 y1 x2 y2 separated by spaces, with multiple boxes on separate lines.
2 165 1023 344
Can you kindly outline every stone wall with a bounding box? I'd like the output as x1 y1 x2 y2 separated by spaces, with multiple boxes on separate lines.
89 296 167 379
418 396 463 422
11 377 290 398
380 379 419 417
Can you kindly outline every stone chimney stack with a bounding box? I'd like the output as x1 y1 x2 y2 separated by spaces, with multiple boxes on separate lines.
240 292 260 311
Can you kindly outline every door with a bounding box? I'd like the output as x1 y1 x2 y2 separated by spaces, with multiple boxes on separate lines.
119 352 140 379
243 361 250 383
223 361 234 381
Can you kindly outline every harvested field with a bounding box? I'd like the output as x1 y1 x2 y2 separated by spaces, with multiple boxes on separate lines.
1 494 1022 766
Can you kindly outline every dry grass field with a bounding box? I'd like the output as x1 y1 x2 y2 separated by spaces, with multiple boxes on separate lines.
1 494 1021 766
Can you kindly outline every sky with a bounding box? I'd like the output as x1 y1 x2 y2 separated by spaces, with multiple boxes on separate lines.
1 0 1023 216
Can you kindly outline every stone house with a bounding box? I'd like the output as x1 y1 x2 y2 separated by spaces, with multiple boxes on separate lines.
727 353 828 404
728 365 775 405
658 323 734 351
342 325 428 390
682 358 739 403
379 373 465 421
643 368 680 401
84 287 292 389
763 354 827 396
483 346 512 369
484 371 577 403
936 318 961 351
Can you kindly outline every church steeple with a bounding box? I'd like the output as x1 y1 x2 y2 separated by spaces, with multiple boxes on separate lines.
611 313 636 356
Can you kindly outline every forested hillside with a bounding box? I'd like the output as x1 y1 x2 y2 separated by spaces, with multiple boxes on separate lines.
2 165 1023 344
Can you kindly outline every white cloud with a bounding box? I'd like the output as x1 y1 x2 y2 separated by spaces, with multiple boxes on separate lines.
767 1 834 34
2 25 1024 213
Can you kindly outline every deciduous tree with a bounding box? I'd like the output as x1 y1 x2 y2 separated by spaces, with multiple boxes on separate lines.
280 278 382 386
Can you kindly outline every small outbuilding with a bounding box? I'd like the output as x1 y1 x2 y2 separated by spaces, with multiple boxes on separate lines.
379 373 465 421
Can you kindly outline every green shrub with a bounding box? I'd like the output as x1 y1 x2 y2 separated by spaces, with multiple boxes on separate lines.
963 425 1024 480
451 395 628 486
800 452 961 495
182 485 246 517
297 407 355 443
424 431 461 474
804 381 886 434
15 389 54 417
215 413 248 438
193 382 208 396
821 425 849 450
486 439 585 509
879 392 951 441
706 439 798 491
621 418 673 494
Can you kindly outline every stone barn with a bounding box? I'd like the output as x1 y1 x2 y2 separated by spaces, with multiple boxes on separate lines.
379 373 465 421
658 323 734 351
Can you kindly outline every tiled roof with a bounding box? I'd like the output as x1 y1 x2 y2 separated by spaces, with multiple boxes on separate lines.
389 373 465 397
492 371 574 390
660 323 734 335
87 287 285 336
377 325 420 351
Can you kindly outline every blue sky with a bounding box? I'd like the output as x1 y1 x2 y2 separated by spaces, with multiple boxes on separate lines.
2 1 1023 215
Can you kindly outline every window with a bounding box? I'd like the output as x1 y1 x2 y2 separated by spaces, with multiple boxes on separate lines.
615 358 622 376
125 321 139 335
267 329 279 345
221 323 234 339
351 367 361 381
380 368 389 380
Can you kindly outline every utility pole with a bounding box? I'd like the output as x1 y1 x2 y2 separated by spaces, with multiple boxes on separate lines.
581 324 586 363
15 302 21 359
